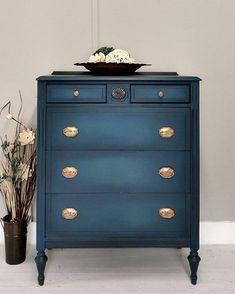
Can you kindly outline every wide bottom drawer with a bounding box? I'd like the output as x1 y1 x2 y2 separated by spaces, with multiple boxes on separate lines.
46 193 190 240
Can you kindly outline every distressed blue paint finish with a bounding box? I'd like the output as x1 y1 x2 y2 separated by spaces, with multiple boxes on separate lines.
131 85 190 103
46 106 190 150
36 81 47 253
36 72 200 285
46 151 190 193
46 193 190 239
47 84 106 102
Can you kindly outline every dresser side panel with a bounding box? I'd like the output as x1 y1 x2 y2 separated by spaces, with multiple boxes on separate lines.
190 81 200 251
36 81 47 251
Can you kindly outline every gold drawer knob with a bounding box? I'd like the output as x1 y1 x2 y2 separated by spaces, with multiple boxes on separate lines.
62 167 78 178
73 90 80 97
63 126 79 137
159 167 175 179
159 208 175 219
158 90 164 97
159 127 174 138
62 208 78 219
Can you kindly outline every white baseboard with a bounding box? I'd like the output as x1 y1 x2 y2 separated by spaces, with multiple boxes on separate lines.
200 221 235 244
0 221 235 245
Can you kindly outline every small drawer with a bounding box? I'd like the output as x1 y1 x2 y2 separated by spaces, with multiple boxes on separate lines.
131 85 190 103
46 193 190 239
47 84 106 102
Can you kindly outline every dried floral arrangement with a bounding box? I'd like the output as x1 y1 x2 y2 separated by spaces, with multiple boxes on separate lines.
0 92 36 223
88 47 136 64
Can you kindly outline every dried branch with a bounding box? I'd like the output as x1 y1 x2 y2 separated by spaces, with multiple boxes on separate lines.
0 94 36 223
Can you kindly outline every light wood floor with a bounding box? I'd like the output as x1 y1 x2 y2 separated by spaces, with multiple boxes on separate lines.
0 245 234 293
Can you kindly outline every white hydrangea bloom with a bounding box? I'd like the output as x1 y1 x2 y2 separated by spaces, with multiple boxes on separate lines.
127 57 135 64
18 129 35 146
105 49 136 64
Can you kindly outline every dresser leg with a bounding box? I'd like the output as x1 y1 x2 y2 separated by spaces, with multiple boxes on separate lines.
35 251 48 286
187 250 201 285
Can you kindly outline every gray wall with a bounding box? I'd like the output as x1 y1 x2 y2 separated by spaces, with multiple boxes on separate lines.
0 0 235 221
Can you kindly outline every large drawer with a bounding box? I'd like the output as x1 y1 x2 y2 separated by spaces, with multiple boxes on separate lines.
131 85 190 103
47 84 106 102
46 193 190 239
47 107 190 150
46 151 190 193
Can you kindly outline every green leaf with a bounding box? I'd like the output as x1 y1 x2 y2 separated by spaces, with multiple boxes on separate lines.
94 47 115 56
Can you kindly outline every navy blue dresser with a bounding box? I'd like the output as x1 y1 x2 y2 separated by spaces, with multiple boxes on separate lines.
35 72 201 285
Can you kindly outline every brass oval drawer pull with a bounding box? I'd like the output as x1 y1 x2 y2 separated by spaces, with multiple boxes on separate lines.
63 126 79 137
159 127 174 138
62 208 78 219
112 88 126 100
73 90 80 97
62 167 78 178
159 208 175 219
158 90 164 97
159 167 175 179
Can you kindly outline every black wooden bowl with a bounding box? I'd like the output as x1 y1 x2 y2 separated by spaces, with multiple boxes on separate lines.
74 62 151 75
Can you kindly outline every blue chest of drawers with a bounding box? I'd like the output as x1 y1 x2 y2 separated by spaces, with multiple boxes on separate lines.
35 72 201 285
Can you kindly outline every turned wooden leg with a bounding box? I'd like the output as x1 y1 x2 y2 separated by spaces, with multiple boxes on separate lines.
35 251 48 286
187 250 201 285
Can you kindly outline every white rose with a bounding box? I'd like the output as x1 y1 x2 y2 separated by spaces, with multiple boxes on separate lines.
98 52 106 62
89 53 99 63
89 55 97 63
6 113 13 120
89 52 106 63
18 129 35 146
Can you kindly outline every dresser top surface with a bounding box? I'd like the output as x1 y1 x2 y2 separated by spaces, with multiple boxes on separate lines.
37 71 201 81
